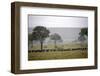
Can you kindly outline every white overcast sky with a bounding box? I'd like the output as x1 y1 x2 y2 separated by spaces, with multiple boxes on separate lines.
28 15 88 42
28 15 88 28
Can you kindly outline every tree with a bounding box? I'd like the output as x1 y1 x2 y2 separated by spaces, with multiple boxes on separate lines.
50 33 62 48
32 26 50 50
79 28 88 36
78 35 86 43
78 28 88 47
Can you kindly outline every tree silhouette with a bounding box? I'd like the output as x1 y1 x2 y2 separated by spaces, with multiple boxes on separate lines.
79 28 88 36
78 28 88 47
50 33 62 48
32 26 50 50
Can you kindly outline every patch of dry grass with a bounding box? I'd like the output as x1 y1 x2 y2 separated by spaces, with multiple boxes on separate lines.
28 50 88 60
28 43 88 60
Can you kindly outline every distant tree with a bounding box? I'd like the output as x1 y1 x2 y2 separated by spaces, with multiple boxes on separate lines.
78 28 88 47
50 33 62 48
79 28 88 36
32 26 50 50
78 35 86 43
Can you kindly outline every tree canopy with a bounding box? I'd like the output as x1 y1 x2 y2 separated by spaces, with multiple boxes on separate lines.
32 26 50 50
50 33 61 41
79 28 88 36
50 33 62 48
78 28 88 47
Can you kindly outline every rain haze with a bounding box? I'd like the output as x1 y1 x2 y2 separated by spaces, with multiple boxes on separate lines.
28 15 88 42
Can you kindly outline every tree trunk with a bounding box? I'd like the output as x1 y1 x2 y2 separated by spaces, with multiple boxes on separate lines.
54 40 57 49
40 41 43 51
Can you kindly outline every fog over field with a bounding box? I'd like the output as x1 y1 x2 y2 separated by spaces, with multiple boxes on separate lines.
29 28 82 42
28 15 88 43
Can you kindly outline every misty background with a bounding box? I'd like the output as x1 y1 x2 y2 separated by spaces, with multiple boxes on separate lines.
28 15 88 43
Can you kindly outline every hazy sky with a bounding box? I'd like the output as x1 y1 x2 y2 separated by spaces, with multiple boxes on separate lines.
28 15 88 42
48 28 81 42
28 15 88 28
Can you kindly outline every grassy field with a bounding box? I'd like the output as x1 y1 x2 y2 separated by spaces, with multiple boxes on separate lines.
28 50 87 60
28 43 88 60
29 43 87 50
